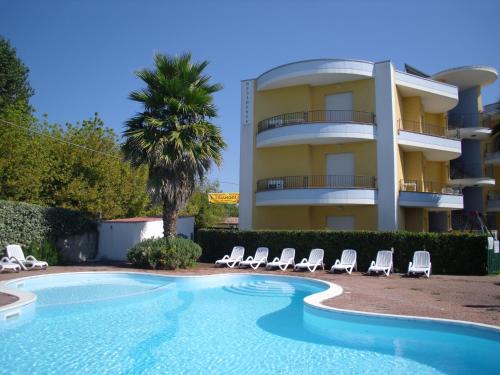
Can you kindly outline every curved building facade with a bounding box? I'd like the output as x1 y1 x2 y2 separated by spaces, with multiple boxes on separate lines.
240 59 497 232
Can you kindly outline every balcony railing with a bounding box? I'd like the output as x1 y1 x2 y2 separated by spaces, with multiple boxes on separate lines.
447 112 494 129
398 119 454 138
488 190 500 201
257 110 375 133
400 179 461 195
449 161 494 180
257 175 377 192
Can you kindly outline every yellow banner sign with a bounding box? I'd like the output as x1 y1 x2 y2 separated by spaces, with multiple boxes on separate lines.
208 193 240 204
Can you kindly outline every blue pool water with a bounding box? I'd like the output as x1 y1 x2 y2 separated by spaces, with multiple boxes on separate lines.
1 272 499 374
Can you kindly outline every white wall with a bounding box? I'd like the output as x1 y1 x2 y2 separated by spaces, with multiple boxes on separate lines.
374 61 398 231
98 217 195 261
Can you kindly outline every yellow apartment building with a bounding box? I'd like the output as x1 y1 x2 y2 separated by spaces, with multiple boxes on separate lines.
239 59 498 232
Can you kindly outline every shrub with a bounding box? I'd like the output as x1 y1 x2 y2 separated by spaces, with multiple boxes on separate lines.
127 236 202 270
0 199 96 250
197 229 489 275
25 240 60 266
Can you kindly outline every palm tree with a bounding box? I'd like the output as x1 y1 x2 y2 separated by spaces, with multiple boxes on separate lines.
123 52 226 237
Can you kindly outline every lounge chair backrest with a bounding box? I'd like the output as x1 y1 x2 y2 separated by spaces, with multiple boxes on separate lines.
413 251 430 268
309 248 324 263
341 249 357 265
6 244 25 261
254 247 269 260
230 246 245 260
375 250 392 267
280 248 295 262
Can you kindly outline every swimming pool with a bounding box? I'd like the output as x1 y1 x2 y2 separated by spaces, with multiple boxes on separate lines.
1 272 499 374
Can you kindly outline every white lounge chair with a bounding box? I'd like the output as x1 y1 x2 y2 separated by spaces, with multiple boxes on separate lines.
367 250 393 276
266 248 295 271
239 247 269 270
215 246 244 268
0 257 21 273
408 250 431 278
294 248 325 272
330 249 357 275
6 244 48 271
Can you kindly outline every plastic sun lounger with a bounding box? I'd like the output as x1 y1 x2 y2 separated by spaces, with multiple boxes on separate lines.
330 249 357 275
266 248 295 271
239 247 269 270
0 257 21 273
215 246 245 268
294 248 325 272
367 250 393 276
408 250 432 278
6 244 48 271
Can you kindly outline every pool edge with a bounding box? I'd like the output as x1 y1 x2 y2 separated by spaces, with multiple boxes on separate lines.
1 271 499 332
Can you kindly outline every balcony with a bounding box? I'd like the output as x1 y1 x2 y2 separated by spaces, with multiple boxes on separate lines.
255 175 377 206
256 110 376 148
487 190 500 212
448 162 495 187
446 112 492 140
399 180 463 210
394 71 458 113
397 120 462 161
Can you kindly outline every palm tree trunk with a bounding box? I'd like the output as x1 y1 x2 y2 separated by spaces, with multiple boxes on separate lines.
162 200 178 237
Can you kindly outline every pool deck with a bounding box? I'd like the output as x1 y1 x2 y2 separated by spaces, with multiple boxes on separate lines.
1 262 499 326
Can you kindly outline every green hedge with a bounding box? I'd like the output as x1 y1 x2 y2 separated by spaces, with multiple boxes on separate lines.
197 229 488 275
0 199 96 251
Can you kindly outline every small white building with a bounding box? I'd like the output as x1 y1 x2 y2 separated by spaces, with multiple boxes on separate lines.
97 216 195 261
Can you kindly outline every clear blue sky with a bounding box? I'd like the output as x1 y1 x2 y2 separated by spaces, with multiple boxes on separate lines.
2 0 499 191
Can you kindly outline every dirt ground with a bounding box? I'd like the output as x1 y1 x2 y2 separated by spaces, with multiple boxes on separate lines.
1 262 499 326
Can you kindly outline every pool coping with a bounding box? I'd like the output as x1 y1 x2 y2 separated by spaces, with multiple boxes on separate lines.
1 271 500 333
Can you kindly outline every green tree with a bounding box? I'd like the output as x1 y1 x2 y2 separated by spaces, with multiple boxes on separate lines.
0 36 34 112
180 179 225 228
0 36 43 201
37 114 150 218
0 106 47 202
0 37 151 219
123 52 226 236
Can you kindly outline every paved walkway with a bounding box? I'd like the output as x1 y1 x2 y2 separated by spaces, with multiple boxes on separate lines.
1 263 499 326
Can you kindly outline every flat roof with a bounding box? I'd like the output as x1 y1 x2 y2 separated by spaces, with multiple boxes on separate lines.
102 217 162 223
102 215 195 223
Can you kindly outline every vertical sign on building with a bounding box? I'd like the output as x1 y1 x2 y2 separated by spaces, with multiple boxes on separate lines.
239 80 255 230
242 80 254 126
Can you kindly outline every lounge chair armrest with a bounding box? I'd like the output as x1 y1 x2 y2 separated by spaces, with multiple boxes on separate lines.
299 258 308 264
0 257 11 263
26 255 38 261
221 255 230 260
245 256 254 261
334 259 340 266
369 261 375 267
271 257 280 262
